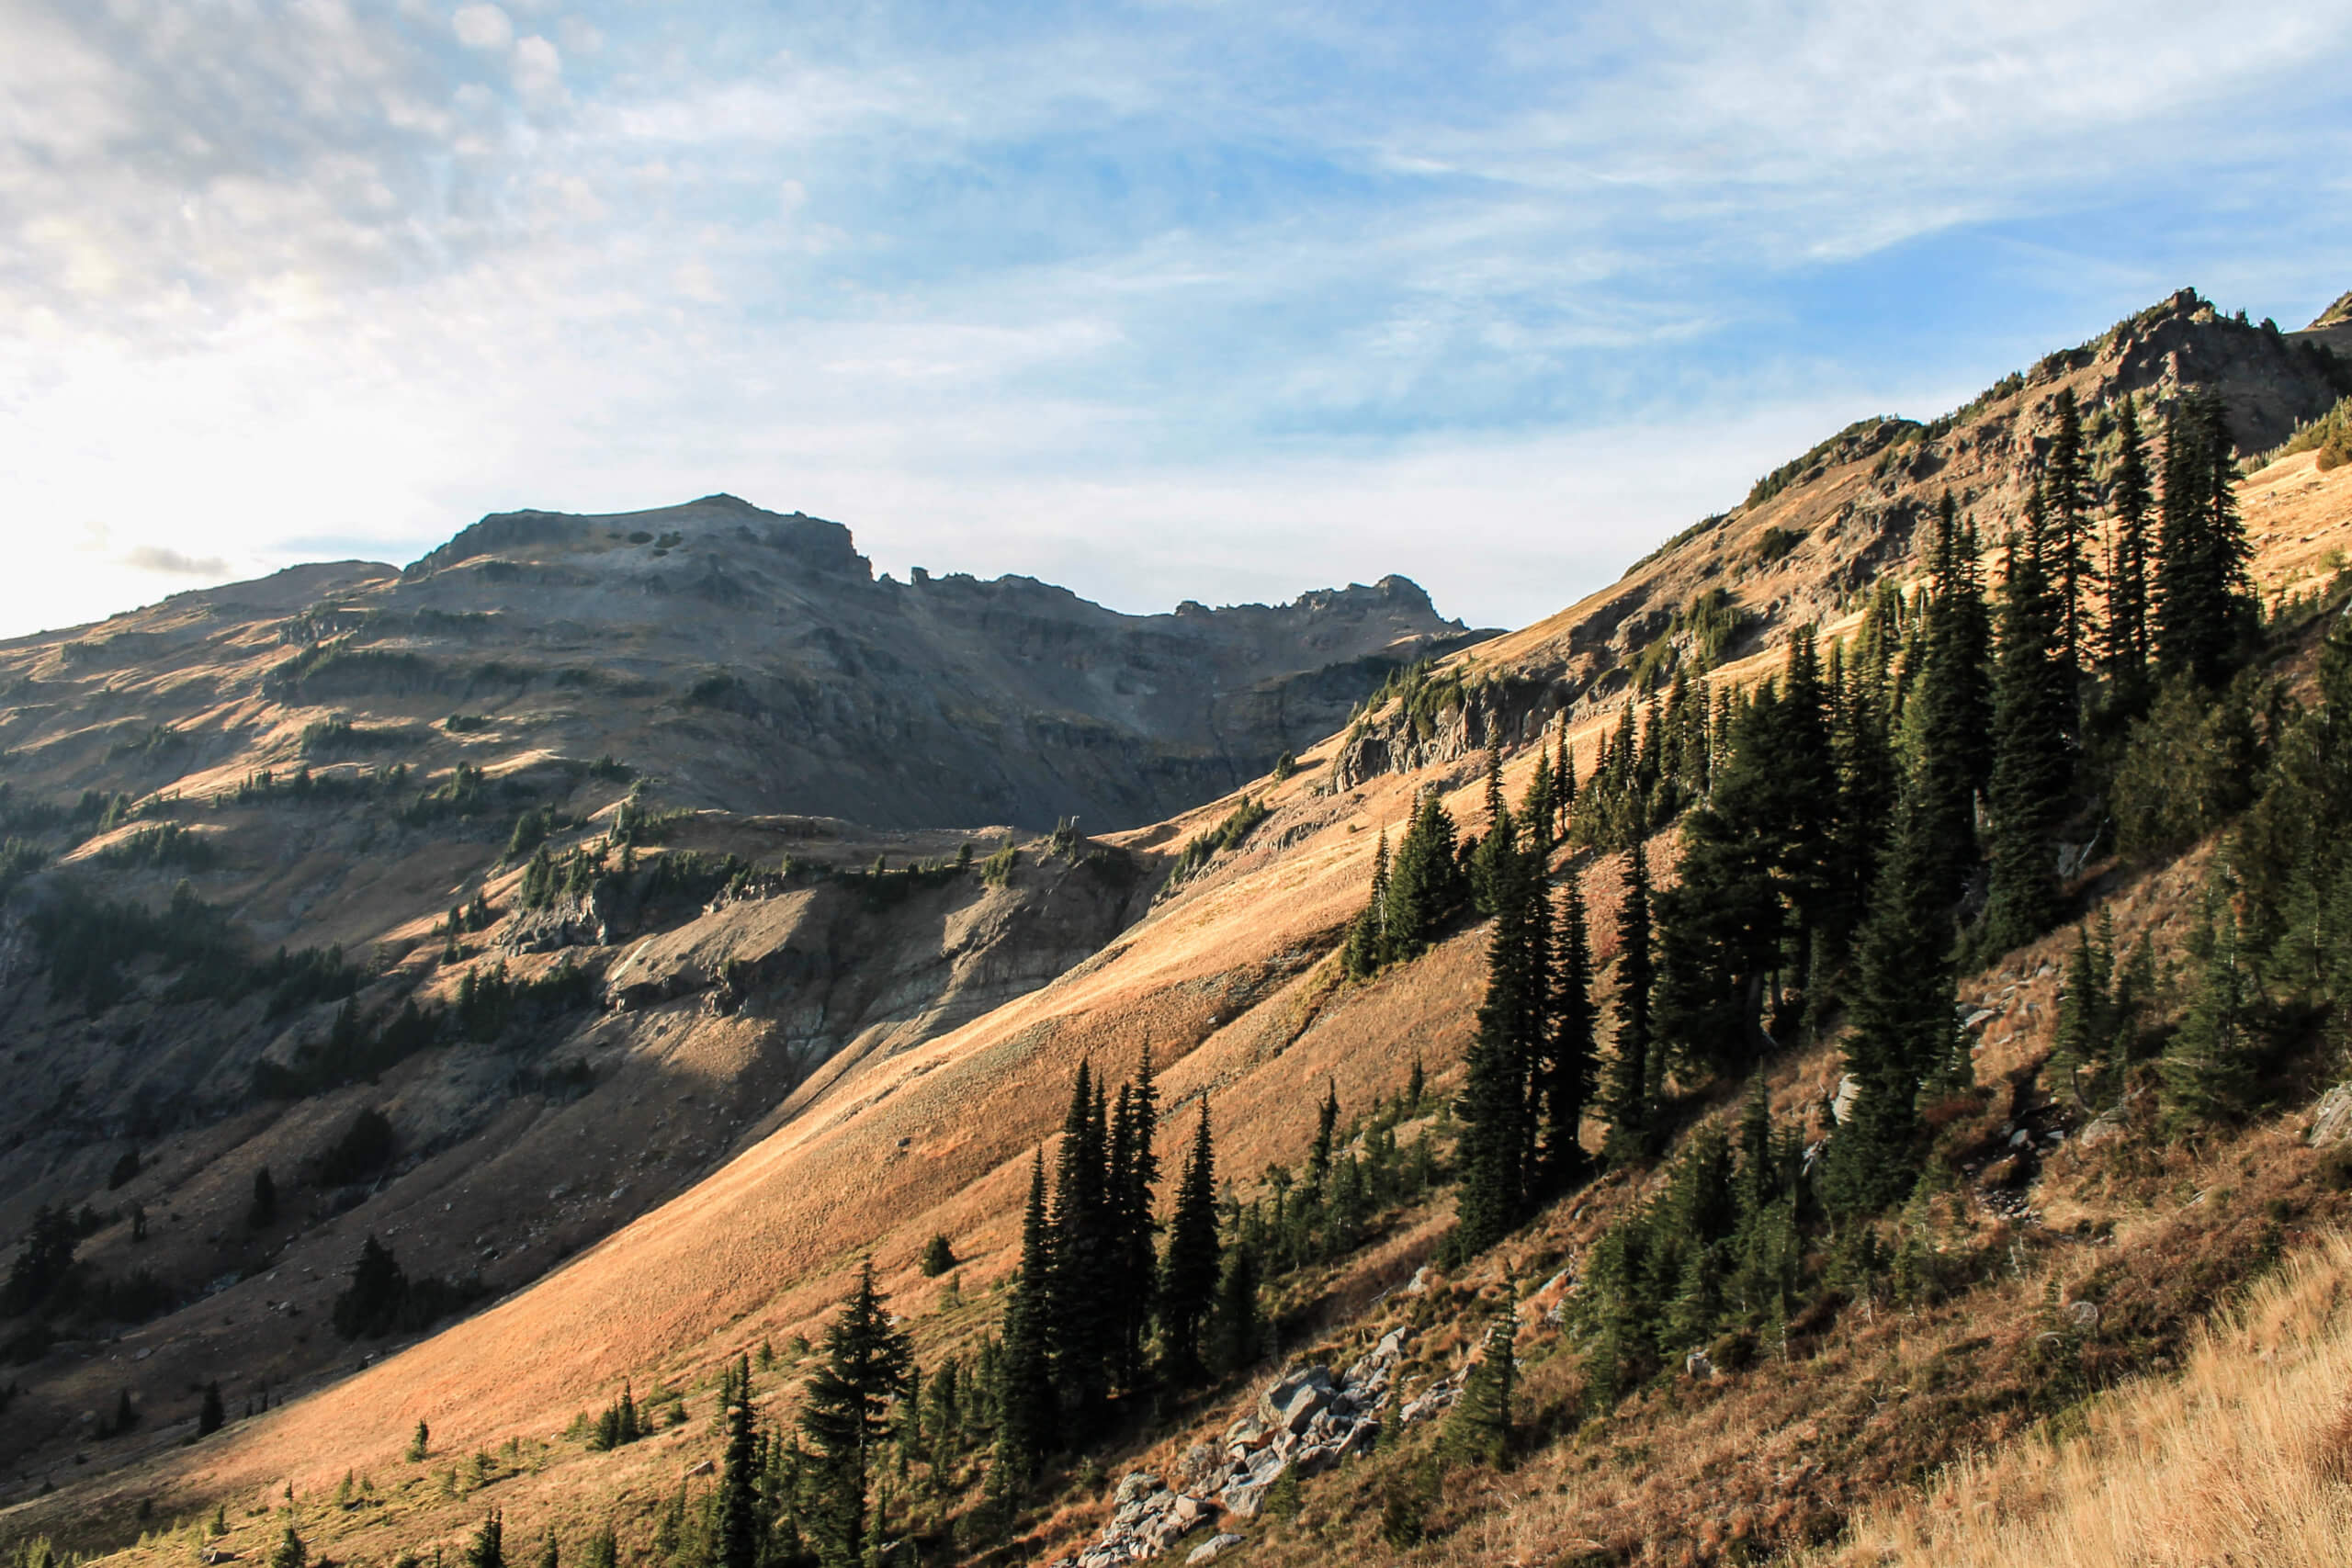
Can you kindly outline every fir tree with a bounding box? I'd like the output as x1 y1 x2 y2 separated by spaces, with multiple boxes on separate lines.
1601 840 1657 1166
2163 893 2258 1130
1206 1241 1261 1375
1158 1101 1220 1382
2047 919 2114 1108
1453 824 1542 1252
249 1165 277 1229
532 1533 558 1568
2046 388 2098 680
1441 1307 1515 1468
1385 787 1465 958
1536 871 1596 1196
1048 1063 1113 1430
797 1262 913 1567
2155 391 2255 686
269 1525 308 1568
997 1153 1057 1475
462 1513 503 1568
198 1381 225 1438
1982 498 2074 953
2105 396 2154 682
1916 493 1995 903
713 1353 763 1568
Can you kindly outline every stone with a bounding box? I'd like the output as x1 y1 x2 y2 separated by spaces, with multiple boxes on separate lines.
2068 1299 2101 1330
1376 1326 1409 1360
1292 1442 1339 1479
1219 1476 1274 1519
1261 1366 1335 1433
1685 1349 1714 1379
1186 1534 1245 1566
1114 1472 1161 1506
1223 1415 1266 1449
2310 1082 2352 1147
2078 1109 2130 1148
1404 1264 1432 1294
1332 1419 1380 1461
1178 1442 1219 1487
1831 1073 1861 1124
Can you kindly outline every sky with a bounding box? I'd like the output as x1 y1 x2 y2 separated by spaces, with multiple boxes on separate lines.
3 1 2350 641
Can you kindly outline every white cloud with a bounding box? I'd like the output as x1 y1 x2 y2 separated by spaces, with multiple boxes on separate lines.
451 4 513 51
514 34 562 101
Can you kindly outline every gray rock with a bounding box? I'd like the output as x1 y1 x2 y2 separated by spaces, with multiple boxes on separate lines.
1260 1365 1335 1433
1186 1535 1244 1566
1114 1472 1162 1506
1685 1349 1714 1379
2311 1082 2352 1147
1292 1442 1339 1478
2068 1299 2101 1330
1219 1475 1275 1520
1333 1419 1380 1461
1831 1073 1861 1124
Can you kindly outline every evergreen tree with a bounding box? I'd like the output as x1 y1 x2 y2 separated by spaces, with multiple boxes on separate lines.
1385 788 1465 958
532 1533 558 1568
714 1354 762 1568
2047 919 2114 1108
1915 493 1994 903
1453 822 1541 1253
462 1513 503 1568
2163 893 2258 1130
2105 396 2154 682
1982 497 2074 953
1157 1101 1220 1382
1111 1047 1159 1391
997 1153 1057 1476
269 1525 308 1568
919 1234 956 1278
249 1165 277 1230
1341 830 1391 979
797 1262 913 1567
1822 760 1958 1216
1600 841 1657 1166
1048 1064 1113 1430
1206 1241 1261 1375
1440 1307 1515 1468
2046 388 2098 681
2155 391 2255 686
198 1381 225 1438
1308 1078 1340 1190
1536 871 1596 1196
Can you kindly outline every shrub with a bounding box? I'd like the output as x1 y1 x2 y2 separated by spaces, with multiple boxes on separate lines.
920 1235 956 1277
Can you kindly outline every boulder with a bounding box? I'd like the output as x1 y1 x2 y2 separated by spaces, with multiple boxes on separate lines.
1223 1415 1266 1450
1114 1472 1162 1506
1292 1442 1339 1479
1685 1349 1714 1379
2311 1082 2352 1147
1261 1366 1335 1434
1830 1074 1861 1125
1332 1419 1380 1461
1219 1475 1275 1520
1177 1442 1220 1489
1186 1535 1245 1566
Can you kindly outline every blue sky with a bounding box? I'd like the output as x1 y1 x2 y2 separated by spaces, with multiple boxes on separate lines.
2 0 2349 639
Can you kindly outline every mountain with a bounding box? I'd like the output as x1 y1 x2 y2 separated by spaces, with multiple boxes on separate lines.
6 288 2352 1568
0 493 1476 838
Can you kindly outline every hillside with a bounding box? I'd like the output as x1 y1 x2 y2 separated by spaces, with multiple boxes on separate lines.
8 287 2352 1568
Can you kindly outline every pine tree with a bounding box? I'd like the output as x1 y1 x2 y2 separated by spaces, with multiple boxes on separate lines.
1982 497 2073 953
797 1262 913 1567
1342 830 1392 979
1601 841 1657 1166
1453 826 1540 1253
198 1381 225 1438
269 1525 307 1568
1206 1241 1261 1375
1158 1101 1220 1382
1385 788 1465 957
408 1418 430 1461
249 1165 277 1229
462 1513 503 1568
2105 396 2154 683
2163 893 2257 1131
1915 494 1994 904
1536 871 1596 1196
1441 1307 1515 1468
2047 919 2114 1108
2046 388 2098 680
2156 391 2255 686
1048 1063 1113 1431
1308 1078 1340 1190
998 1153 1057 1476
714 1354 762 1568
1821 760 1957 1216
532 1532 558 1568
1112 1048 1160 1391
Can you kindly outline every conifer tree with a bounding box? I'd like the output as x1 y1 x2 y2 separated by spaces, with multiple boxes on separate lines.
1916 493 1994 903
1982 497 2074 953
1454 824 1541 1252
2156 391 2255 686
1536 871 1596 1196
1111 1048 1159 1390
2047 919 2114 1108
1822 761 1957 1216
2046 388 2097 680
269 1524 308 1568
198 1381 225 1438
2163 893 2257 1130
2105 396 2154 683
1157 1101 1220 1382
1441 1307 1515 1468
1206 1242 1261 1374
462 1513 503 1568
997 1153 1057 1475
1342 830 1392 979
532 1532 558 1568
797 1262 912 1567
1601 841 1657 1166
1385 789 1464 959
714 1354 762 1568
1048 1063 1113 1429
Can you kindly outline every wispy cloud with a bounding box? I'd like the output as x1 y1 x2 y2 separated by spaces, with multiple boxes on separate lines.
0 0 2346 639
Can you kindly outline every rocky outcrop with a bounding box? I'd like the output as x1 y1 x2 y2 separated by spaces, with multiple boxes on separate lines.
1044 1326 1464 1568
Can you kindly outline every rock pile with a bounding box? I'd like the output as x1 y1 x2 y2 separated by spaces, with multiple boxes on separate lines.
1044 1325 1463 1567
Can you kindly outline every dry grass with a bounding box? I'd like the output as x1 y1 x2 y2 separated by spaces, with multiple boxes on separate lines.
1816 1230 2352 1568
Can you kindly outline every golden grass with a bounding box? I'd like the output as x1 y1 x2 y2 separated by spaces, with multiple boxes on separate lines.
1817 1230 2352 1568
